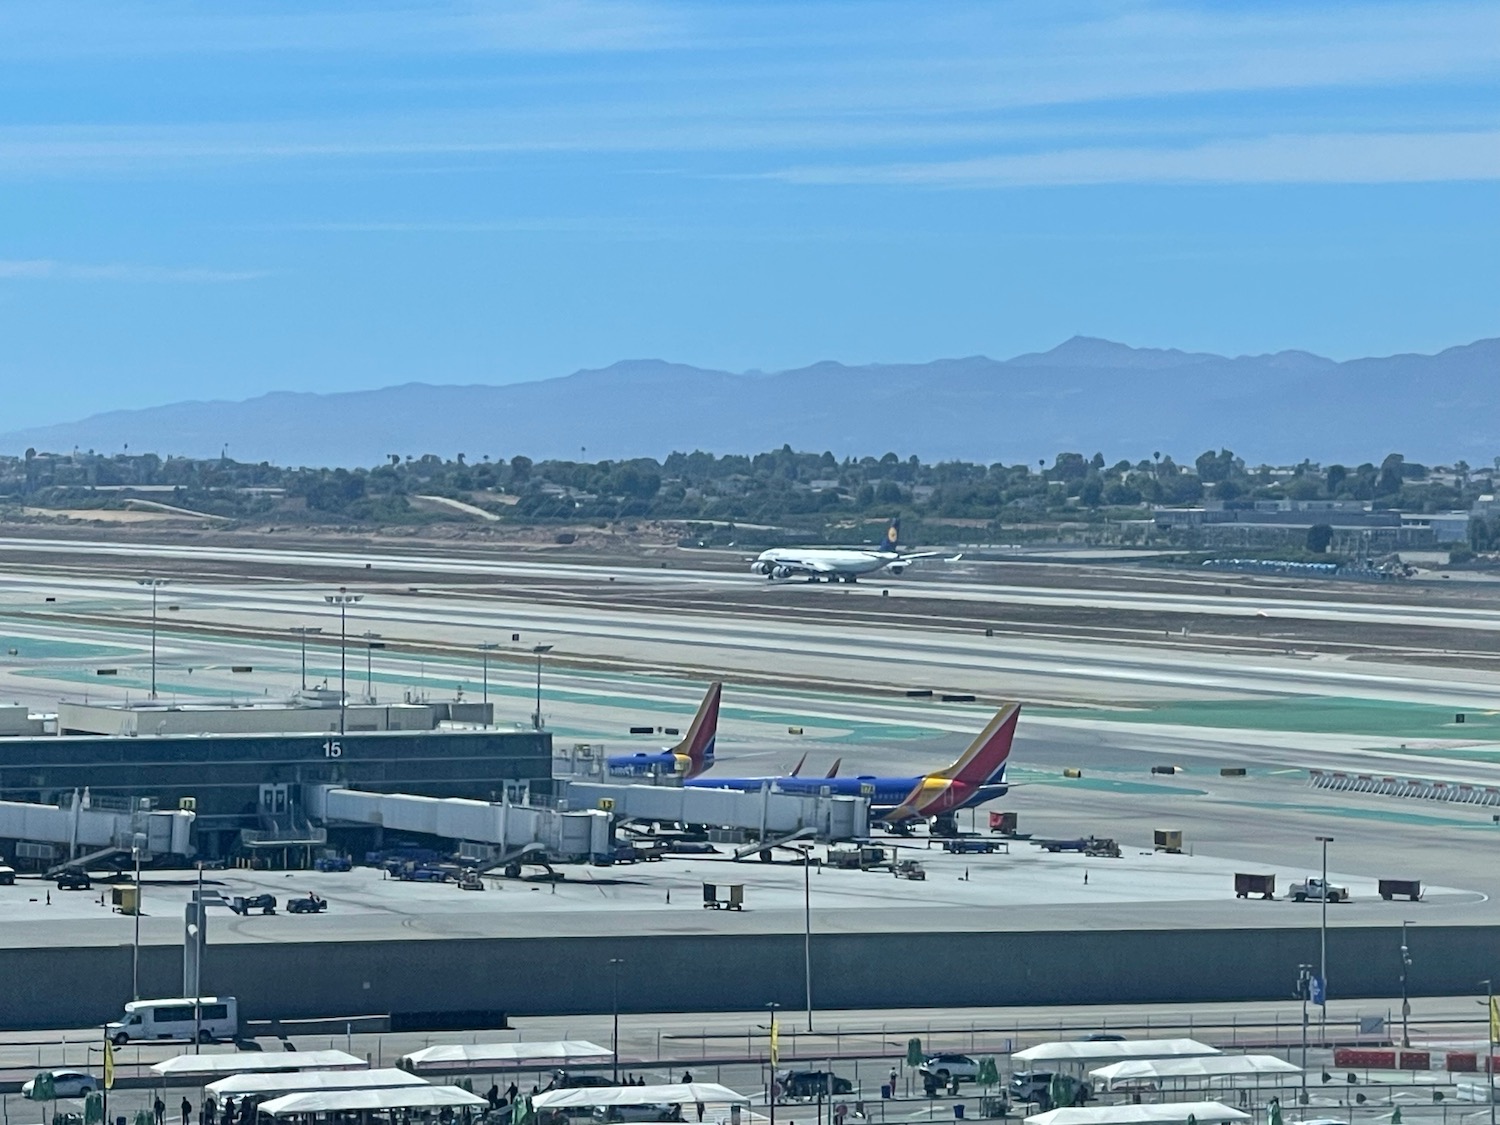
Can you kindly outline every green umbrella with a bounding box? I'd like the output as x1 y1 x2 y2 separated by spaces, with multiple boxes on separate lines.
29 1072 56 1101
977 1058 999 1089
1269 1101 1283 1125
907 1039 924 1068
1391 1108 1402 1124
84 1091 104 1125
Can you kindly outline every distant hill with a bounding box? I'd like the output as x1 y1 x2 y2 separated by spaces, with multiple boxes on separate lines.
3 337 1496 467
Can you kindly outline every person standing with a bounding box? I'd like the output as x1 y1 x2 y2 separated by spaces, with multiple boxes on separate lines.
181 1095 193 1125
153 1096 166 1125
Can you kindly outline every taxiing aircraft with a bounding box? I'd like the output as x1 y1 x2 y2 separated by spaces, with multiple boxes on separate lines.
687 702 1019 833
605 682 720 779
750 519 956 583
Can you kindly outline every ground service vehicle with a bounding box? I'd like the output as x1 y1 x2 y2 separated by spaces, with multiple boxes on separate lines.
1235 873 1276 900
942 838 1000 854
108 997 239 1044
920 1054 981 1084
1041 837 1121 858
779 1071 854 1099
228 894 276 915
23 1071 99 1098
1291 878 1348 903
1379 878 1422 901
287 894 328 914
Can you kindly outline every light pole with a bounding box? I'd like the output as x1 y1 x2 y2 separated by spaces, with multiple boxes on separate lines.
478 643 499 711
1485 978 1497 1125
609 958 624 1082
131 834 145 1000
766 1002 781 1125
798 845 813 1031
1316 834 1334 1038
289 626 322 691
1400 921 1413 1048
361 632 383 702
136 578 169 698
323 588 363 735
531 644 553 731
1297 963 1311 1104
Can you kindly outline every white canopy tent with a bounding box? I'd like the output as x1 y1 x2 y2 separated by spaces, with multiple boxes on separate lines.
1026 1102 1252 1125
1090 1057 1302 1089
152 1051 367 1079
531 1084 751 1110
399 1041 614 1073
1014 1041 1222 1065
259 1086 487 1118
205 1069 428 1099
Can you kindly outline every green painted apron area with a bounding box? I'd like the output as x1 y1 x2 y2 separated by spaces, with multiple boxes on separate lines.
0 634 136 660
1035 697 1500 739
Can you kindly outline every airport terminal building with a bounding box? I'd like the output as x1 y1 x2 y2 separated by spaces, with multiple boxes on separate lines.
0 699 552 862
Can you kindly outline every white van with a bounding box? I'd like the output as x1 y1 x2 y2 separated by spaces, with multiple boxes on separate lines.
108 997 239 1045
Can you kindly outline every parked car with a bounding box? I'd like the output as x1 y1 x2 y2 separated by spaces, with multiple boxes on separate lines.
920 1054 982 1084
591 1106 682 1122
0 863 16 885
1008 1072 1091 1107
548 1073 618 1091
23 1071 99 1099
778 1071 854 1100
55 870 92 891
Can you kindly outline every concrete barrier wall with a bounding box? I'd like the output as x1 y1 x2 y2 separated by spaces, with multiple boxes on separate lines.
6 926 1498 1030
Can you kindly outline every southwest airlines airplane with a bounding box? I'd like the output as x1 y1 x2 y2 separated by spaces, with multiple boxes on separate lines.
750 519 954 582
687 702 1020 833
605 682 720 779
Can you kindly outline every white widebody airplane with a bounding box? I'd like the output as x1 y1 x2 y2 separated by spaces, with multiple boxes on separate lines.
750 519 956 582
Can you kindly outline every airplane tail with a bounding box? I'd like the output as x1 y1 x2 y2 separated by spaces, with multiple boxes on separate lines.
670 681 721 779
930 702 1021 786
882 517 902 552
824 757 842 779
788 752 808 777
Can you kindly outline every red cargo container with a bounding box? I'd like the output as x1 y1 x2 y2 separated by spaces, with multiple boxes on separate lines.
1398 1052 1431 1070
1446 1052 1479 1073
1333 1049 1396 1069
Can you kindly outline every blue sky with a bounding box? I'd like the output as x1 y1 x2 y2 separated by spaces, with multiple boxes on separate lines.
1 0 1497 429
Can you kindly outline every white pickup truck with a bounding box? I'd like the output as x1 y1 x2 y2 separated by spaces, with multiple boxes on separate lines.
1291 877 1348 903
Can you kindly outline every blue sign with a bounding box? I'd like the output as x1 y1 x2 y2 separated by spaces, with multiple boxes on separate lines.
1310 976 1326 1006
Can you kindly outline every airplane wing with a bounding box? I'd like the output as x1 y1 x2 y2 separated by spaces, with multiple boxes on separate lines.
895 550 945 562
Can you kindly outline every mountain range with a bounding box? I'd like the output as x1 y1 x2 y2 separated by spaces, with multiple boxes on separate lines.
3 337 1496 468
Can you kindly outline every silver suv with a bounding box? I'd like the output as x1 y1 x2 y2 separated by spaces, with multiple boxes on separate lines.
920 1054 981 1084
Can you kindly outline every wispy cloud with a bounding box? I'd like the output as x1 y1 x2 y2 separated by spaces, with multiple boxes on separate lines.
766 130 1500 188
0 0 704 59
0 259 266 282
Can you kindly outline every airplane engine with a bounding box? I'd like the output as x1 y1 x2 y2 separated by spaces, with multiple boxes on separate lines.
887 563 907 575
750 561 771 575
772 565 792 580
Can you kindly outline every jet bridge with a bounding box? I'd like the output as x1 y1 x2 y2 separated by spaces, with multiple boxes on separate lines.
303 781 867 864
305 787 613 863
0 790 196 868
562 781 868 842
